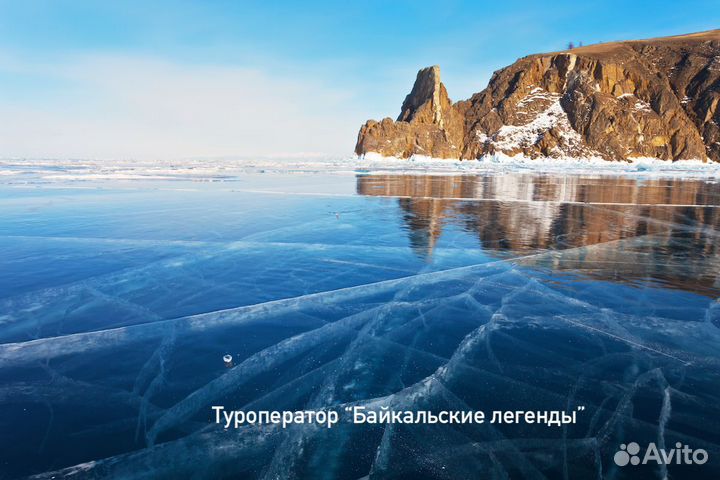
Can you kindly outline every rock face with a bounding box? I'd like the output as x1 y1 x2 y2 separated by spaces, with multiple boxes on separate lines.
355 30 720 162
355 66 465 158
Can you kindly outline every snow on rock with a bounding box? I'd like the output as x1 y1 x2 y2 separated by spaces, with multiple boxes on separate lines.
478 91 602 159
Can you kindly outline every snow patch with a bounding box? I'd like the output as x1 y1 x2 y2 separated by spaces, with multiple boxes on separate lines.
480 96 601 159
633 99 653 113
516 87 551 108
495 96 571 148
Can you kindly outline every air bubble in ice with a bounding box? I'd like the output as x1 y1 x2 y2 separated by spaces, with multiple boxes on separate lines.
223 354 233 368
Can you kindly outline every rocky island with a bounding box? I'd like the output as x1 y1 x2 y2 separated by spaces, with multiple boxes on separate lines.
355 30 720 162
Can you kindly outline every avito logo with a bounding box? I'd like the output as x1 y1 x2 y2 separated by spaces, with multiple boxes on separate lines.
614 442 708 466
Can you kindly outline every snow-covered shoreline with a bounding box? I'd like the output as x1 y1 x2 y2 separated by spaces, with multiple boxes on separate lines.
1 153 720 182
357 152 720 178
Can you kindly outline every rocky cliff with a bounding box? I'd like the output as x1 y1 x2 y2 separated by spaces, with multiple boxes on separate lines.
355 30 720 162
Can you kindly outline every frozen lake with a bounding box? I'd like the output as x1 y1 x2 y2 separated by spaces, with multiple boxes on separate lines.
1 161 719 479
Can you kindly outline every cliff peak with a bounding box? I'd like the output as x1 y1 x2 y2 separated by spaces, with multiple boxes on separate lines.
397 65 444 125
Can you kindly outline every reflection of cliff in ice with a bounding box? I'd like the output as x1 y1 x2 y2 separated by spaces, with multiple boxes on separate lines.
359 174 720 296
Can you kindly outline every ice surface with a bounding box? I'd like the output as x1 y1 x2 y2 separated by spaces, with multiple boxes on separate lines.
0 169 719 479
3 155 720 182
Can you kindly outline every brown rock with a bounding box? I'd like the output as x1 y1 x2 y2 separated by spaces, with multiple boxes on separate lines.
355 66 465 159
356 30 720 162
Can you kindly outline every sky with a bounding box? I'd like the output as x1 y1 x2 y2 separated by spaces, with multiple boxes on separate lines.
0 0 719 160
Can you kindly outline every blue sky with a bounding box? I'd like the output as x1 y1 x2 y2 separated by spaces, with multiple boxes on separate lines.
1 0 719 158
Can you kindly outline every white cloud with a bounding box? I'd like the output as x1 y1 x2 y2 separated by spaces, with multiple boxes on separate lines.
0 54 364 159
